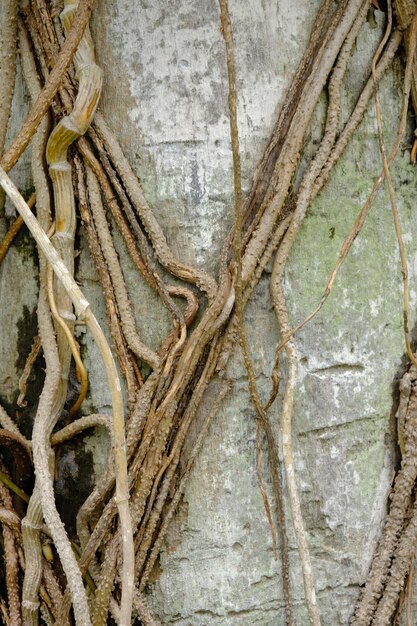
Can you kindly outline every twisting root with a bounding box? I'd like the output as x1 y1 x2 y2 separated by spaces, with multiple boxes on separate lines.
0 478 22 626
140 377 230 591
266 2 369 407
21 286 60 626
0 506 21 530
311 28 402 200
74 155 140 405
47 264 88 416
77 137 188 381
50 413 111 445
217 0 293 622
74 378 158 569
85 163 160 370
91 540 118 626
268 0 370 401
93 112 218 303
46 11 381 617
19 24 74 622
17 333 42 409
21 1 134 620
0 404 30 446
240 0 368 288
264 4 371 624
271 278 321 626
272 23 410 360
0 164 135 626
349 20 417 617
372 2 417 371
134 342 222 578
0 162 134 626
0 192 35 265
133 590 161 626
0 0 18 157
19 15 58 621
352 367 417 626
372 497 417 624
395 0 417 160
238 0 338 243
41 561 71 626
83 129 189 344
1 0 97 174
23 2 104 623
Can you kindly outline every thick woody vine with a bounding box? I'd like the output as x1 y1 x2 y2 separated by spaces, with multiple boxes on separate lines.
0 1 416 625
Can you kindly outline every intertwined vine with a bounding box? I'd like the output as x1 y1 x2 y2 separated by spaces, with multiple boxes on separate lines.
0 1 417 625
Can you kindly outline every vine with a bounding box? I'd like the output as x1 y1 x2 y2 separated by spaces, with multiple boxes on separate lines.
0 0 416 625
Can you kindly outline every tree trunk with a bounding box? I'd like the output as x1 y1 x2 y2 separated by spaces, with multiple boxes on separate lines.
1 1 416 624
